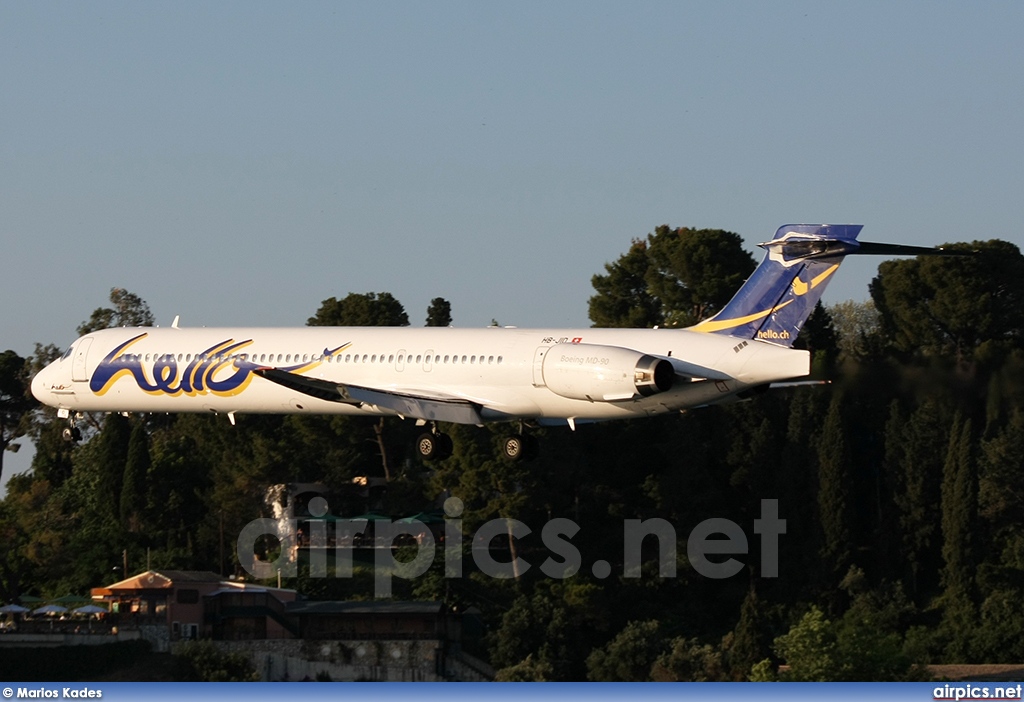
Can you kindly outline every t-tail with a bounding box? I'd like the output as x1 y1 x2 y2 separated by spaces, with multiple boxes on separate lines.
689 224 958 346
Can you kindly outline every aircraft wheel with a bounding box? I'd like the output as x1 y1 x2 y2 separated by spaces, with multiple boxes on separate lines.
417 432 453 461
416 433 440 460
503 434 536 462
62 427 82 443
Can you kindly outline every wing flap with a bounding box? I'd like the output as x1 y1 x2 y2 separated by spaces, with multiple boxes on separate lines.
253 368 484 424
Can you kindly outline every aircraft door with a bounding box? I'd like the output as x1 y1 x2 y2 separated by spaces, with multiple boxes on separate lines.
72 337 94 383
532 346 548 387
423 349 434 373
395 349 406 372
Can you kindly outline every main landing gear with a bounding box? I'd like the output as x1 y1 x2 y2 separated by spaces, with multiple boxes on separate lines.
414 422 539 462
415 428 454 461
501 431 538 462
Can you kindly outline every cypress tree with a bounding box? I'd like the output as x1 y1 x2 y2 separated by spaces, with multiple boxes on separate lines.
817 391 853 584
940 417 978 660
120 420 151 532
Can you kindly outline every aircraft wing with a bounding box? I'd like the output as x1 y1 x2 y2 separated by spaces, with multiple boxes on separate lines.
253 368 484 424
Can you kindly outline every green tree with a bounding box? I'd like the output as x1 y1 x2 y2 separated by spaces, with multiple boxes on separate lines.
768 599 918 682
941 416 977 593
120 420 151 532
174 640 259 681
645 226 755 327
494 654 555 682
828 299 881 358
817 391 854 584
651 637 725 681
588 226 755 328
307 292 409 327
426 297 452 327
589 239 662 328
0 350 34 485
887 399 950 599
96 413 132 521
978 409 1024 570
869 241 1024 362
489 580 608 681
586 619 663 681
795 302 840 373
940 416 979 660
77 287 155 336
729 586 772 677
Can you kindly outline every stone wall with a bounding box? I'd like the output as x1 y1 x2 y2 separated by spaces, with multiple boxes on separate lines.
137 624 170 653
0 630 141 649
205 638 447 682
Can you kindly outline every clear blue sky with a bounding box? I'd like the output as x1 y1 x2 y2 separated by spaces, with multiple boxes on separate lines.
2 2 1023 486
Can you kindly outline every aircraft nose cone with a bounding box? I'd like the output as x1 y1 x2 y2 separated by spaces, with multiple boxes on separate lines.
31 366 51 404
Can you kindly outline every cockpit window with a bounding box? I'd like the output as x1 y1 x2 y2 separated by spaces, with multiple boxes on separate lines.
60 344 75 361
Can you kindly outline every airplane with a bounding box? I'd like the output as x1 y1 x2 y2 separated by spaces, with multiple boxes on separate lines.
31 224 956 461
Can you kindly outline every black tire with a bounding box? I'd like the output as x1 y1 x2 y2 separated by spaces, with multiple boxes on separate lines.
416 432 439 460
503 434 528 461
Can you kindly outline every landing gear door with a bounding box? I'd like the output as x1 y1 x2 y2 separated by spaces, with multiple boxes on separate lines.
72 337 94 383
532 346 549 387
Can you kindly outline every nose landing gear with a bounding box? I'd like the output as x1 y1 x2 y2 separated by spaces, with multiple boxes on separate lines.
58 409 82 443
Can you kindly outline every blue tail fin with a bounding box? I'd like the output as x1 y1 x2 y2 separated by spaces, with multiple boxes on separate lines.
689 224 864 346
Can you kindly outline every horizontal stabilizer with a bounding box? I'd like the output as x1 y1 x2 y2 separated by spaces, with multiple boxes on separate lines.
852 241 972 257
253 368 484 424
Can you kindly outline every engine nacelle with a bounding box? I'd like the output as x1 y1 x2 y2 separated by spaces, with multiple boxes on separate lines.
541 343 675 402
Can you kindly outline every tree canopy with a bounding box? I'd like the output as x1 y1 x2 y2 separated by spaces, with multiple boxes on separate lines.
589 226 755 328
307 292 409 327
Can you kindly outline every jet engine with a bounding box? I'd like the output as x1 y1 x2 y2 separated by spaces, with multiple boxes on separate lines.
541 343 675 402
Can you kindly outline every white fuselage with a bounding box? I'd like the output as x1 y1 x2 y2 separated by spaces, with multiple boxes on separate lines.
31 325 809 425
